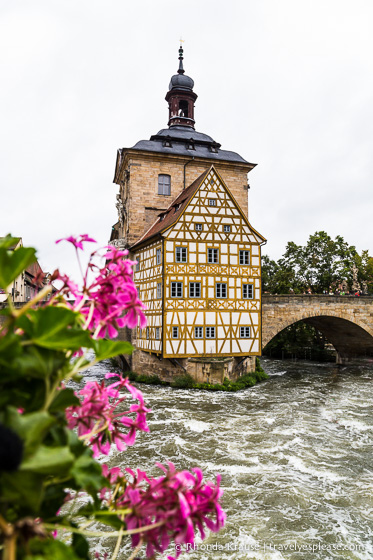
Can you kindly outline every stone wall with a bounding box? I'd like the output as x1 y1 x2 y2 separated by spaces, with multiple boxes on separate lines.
115 324 257 383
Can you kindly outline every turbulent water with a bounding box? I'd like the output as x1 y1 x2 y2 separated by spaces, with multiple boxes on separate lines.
85 358 373 559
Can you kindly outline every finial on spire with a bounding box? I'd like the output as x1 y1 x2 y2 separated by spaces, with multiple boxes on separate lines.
178 41 185 75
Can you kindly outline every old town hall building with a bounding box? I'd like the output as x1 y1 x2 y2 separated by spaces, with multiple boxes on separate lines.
111 47 265 382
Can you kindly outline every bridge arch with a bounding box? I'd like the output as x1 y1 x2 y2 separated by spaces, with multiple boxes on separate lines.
262 295 373 363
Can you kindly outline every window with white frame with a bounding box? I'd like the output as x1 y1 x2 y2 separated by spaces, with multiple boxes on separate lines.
207 248 219 264
242 284 254 299
194 326 203 339
216 283 227 298
195 223 203 231
189 282 201 298
208 199 216 207
156 327 160 340
171 282 183 298
172 326 179 339
206 327 215 338
158 174 171 196
239 250 250 265
157 283 162 299
224 225 231 232
240 327 251 338
175 247 187 263
156 248 162 264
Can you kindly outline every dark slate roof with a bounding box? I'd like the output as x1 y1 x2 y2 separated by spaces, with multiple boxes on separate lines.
130 170 209 250
130 126 252 165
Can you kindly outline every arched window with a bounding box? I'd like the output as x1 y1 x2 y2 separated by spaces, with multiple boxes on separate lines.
158 174 171 196
178 100 189 118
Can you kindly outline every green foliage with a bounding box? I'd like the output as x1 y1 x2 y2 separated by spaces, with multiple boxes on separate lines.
0 238 132 558
0 235 37 290
171 373 195 388
262 231 372 294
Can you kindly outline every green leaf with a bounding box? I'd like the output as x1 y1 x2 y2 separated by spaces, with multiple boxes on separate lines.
26 538 83 560
0 234 21 250
1 471 44 512
49 388 80 413
94 510 124 530
92 338 133 362
72 533 90 560
5 407 56 456
69 453 106 493
0 245 37 289
20 445 75 476
13 345 68 379
17 307 93 351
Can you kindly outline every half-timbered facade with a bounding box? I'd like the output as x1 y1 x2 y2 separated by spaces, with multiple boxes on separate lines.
132 166 265 360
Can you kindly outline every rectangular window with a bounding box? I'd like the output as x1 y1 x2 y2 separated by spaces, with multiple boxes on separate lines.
189 282 201 298
171 282 183 298
239 250 250 265
208 199 216 206
194 326 203 339
216 283 227 298
157 282 162 299
146 327 150 340
158 174 171 196
156 327 160 340
242 284 254 299
240 327 251 338
224 225 231 232
207 248 219 264
136 256 140 272
156 248 162 264
172 326 179 339
195 223 203 231
175 247 187 263
206 327 215 339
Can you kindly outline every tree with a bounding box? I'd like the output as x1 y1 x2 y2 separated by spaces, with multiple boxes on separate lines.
262 231 373 294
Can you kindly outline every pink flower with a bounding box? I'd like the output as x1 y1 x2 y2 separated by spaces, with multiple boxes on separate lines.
56 234 97 251
54 240 147 337
116 463 226 559
65 376 151 458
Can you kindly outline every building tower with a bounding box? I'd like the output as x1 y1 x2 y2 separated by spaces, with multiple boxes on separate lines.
111 47 265 383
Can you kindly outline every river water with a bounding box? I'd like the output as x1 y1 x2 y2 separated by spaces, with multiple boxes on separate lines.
86 358 373 560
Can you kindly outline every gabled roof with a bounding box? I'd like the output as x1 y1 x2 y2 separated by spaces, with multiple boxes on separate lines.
130 170 209 250
130 166 266 251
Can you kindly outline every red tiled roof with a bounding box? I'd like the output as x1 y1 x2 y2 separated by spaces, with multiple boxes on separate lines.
130 169 209 250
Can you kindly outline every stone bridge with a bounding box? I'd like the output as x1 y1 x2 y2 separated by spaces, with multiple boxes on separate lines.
262 294 373 363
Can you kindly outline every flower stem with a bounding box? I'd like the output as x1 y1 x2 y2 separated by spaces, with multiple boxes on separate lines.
111 525 124 560
126 538 143 560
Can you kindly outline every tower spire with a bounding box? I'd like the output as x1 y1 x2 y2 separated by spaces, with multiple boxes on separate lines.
178 43 185 75
166 42 197 129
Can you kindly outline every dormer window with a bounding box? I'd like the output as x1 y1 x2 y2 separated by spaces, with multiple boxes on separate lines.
162 136 172 148
174 203 181 212
186 138 195 150
159 213 165 222
209 142 219 154
158 174 171 196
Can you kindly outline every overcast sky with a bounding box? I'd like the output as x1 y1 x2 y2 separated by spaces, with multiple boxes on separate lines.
1 0 372 279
